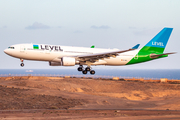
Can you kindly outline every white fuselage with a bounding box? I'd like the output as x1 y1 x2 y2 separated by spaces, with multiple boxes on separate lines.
4 43 139 66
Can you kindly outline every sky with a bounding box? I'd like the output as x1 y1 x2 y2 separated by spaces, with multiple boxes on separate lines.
0 0 180 69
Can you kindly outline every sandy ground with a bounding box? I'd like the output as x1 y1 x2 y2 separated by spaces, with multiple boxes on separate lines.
0 76 180 119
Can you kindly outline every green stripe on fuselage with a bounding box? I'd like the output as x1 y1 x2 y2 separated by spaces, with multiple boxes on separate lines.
140 46 165 53
126 46 167 65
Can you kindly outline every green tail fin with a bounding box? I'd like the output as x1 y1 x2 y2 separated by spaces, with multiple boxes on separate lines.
140 27 173 53
126 27 173 65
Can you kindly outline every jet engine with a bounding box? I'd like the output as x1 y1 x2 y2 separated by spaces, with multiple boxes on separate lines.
61 57 75 66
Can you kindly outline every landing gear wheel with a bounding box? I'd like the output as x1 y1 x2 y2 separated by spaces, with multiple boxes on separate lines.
82 70 87 74
77 67 83 71
90 70 95 75
85 67 91 71
20 63 24 67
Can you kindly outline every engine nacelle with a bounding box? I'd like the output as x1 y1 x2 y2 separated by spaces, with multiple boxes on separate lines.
49 61 62 66
61 57 75 66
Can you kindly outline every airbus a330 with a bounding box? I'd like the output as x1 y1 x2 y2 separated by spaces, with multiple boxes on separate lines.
4 28 175 75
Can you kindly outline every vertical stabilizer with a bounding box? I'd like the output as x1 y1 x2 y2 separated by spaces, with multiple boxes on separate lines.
127 27 173 65
140 28 173 53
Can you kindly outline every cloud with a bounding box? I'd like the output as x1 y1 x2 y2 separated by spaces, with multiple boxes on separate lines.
91 25 110 29
129 27 137 29
74 30 83 33
0 26 7 29
25 22 50 30
132 28 158 36
3 26 7 29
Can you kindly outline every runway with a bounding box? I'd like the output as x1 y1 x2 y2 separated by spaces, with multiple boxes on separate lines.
0 109 180 120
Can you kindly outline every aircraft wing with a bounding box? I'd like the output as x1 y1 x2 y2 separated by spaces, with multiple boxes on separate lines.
75 44 140 63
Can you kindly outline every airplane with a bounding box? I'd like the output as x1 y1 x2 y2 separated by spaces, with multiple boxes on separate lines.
4 27 175 75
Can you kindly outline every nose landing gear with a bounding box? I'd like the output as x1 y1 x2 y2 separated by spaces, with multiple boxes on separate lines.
20 59 24 67
77 65 95 75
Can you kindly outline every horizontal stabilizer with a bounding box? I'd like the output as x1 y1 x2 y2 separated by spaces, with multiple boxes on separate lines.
150 52 176 59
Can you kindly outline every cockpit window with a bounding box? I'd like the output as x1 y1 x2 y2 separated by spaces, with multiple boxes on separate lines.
8 47 15 49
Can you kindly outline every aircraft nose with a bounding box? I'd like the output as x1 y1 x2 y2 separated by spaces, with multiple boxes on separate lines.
4 49 9 54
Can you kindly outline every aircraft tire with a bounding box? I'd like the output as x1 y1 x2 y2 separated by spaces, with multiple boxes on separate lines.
82 70 87 74
77 67 83 71
90 70 95 75
20 63 24 67
85 67 91 71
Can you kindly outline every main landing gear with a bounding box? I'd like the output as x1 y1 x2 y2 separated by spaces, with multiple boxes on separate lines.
20 59 24 67
77 65 95 75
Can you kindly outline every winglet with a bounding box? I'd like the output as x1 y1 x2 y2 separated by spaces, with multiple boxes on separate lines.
132 44 140 49
91 45 95 48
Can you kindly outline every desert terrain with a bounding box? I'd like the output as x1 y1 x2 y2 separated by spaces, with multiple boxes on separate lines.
0 76 180 119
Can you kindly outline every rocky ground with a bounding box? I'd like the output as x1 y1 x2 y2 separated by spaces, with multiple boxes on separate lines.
0 76 180 119
0 85 85 110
